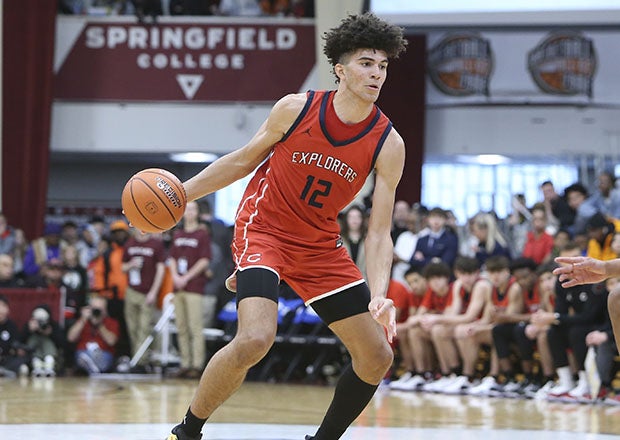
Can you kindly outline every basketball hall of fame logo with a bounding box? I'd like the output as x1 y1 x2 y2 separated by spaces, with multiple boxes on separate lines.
428 33 494 97
528 32 597 97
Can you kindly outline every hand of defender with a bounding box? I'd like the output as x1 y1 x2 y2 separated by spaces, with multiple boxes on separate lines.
553 256 608 287
368 297 396 343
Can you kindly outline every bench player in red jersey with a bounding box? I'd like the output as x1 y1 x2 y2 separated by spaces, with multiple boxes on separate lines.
164 13 408 440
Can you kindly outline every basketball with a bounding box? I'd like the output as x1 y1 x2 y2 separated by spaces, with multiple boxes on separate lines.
121 168 187 233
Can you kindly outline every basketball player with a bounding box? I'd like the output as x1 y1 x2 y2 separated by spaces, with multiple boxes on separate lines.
165 13 408 440
554 256 620 353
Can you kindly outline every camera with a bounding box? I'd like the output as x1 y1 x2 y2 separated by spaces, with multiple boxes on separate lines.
36 319 51 332
91 308 103 318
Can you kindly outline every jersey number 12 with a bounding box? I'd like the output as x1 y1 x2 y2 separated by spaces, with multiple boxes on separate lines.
300 175 332 208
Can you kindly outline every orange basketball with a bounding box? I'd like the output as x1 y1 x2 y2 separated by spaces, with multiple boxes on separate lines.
121 168 187 233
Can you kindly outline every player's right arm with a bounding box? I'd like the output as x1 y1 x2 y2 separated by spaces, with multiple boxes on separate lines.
183 93 308 202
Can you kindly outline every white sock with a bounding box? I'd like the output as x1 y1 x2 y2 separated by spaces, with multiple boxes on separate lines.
557 366 574 388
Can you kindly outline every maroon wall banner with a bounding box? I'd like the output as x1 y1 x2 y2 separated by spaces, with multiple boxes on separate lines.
55 21 316 102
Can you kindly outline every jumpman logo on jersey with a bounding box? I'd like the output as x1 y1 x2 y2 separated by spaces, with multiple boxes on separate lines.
302 126 312 137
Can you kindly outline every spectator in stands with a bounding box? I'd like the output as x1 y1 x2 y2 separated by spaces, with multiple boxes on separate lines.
419 257 492 394
169 201 212 379
515 262 558 398
88 220 130 357
469 212 511 267
540 180 575 232
504 193 530 258
0 295 29 377
522 204 555 264
218 0 263 16
390 262 452 390
390 200 411 243
259 0 290 16
60 244 89 323
0 213 18 261
564 182 598 236
584 275 619 402
585 212 620 260
389 266 427 389
589 171 620 220
549 228 571 262
531 243 608 402
409 207 458 270
25 257 66 292
60 220 90 269
22 222 62 277
22 304 64 377
490 257 539 396
122 230 166 372
392 207 426 285
612 232 620 258
340 205 368 280
67 295 120 375
132 0 162 21
290 0 313 17
450 256 523 395
0 254 23 288
82 215 105 266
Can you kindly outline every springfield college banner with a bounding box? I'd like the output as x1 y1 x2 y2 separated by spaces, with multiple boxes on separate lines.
54 17 316 102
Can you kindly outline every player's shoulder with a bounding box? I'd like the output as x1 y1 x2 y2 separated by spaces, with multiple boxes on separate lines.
271 92 310 117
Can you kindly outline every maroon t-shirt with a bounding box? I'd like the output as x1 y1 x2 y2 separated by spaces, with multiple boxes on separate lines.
169 228 212 294
122 236 167 294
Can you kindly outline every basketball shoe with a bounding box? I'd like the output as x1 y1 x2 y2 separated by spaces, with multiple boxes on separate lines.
165 424 202 440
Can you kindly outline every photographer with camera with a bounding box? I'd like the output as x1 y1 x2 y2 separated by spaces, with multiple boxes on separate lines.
67 295 120 375
22 304 64 377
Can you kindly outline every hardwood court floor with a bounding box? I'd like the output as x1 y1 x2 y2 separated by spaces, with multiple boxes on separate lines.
1 376 619 439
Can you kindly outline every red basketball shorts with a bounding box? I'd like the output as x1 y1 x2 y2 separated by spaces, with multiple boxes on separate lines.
230 230 365 304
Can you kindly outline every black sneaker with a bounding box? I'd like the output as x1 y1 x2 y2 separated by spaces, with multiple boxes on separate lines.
165 424 202 440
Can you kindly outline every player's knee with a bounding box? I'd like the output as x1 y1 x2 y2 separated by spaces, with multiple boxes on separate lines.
364 341 394 376
232 330 275 366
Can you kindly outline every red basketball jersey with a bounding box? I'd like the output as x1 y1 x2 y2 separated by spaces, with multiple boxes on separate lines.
234 90 392 251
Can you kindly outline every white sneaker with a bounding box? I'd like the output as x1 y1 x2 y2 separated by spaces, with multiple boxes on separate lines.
422 375 453 393
534 380 556 400
468 376 497 396
564 381 591 403
398 374 427 391
389 372 413 390
546 382 575 402
441 375 472 395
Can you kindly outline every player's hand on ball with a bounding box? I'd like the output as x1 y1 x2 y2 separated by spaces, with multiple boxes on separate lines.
368 297 396 343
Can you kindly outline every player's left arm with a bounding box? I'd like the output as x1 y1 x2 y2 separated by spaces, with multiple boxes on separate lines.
365 128 405 340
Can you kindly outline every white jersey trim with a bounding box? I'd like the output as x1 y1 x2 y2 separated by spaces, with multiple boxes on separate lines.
304 279 366 306
233 166 271 267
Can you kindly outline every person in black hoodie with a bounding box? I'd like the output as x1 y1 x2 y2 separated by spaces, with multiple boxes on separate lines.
531 242 608 402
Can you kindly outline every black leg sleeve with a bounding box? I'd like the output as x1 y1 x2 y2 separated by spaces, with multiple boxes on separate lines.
311 364 378 440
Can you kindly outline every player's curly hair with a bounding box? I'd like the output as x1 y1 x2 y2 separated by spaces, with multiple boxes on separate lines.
322 12 408 79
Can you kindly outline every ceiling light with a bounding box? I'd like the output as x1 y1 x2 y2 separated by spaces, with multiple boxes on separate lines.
169 152 219 163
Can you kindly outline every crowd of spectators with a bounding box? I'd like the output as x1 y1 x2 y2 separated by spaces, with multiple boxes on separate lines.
57 0 315 18
1 172 619 406
0 200 233 378
367 172 620 406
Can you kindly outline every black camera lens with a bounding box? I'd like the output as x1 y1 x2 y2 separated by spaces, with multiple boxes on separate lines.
91 308 102 317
